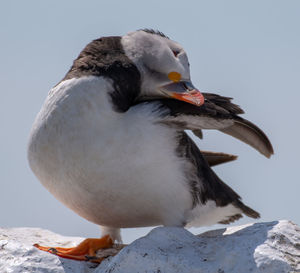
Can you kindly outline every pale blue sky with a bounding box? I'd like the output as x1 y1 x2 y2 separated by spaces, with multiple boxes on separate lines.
1 0 299 243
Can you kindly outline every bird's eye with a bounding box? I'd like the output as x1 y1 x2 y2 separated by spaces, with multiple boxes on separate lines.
172 50 179 57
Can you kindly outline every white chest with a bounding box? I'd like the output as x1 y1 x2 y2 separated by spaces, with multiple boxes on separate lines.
28 77 192 228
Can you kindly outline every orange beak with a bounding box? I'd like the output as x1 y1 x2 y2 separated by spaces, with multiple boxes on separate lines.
159 81 205 106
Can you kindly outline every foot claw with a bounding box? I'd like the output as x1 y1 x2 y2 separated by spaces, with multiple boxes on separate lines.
85 255 103 262
48 248 58 254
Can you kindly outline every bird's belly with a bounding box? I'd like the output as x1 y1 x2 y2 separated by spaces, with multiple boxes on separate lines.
28 89 192 228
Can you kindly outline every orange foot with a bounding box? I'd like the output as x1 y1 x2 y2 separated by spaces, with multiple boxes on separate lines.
34 235 113 263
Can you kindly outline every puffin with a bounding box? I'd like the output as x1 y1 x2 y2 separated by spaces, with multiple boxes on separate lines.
28 29 273 262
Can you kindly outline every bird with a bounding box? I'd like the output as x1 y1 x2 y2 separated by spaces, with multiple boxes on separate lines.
27 29 273 262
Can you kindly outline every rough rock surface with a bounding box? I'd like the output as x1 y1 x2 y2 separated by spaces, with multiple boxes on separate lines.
0 220 299 273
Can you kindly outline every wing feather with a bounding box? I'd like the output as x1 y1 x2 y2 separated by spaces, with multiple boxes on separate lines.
154 93 274 158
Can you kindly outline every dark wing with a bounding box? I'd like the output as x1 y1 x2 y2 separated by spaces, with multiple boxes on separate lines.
156 93 274 158
219 117 274 158
177 132 260 224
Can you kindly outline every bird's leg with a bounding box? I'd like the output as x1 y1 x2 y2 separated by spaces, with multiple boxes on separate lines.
34 235 113 263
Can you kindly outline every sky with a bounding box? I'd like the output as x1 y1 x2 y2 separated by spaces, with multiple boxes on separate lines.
1 0 299 244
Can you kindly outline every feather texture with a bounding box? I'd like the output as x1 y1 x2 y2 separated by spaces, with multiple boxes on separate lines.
154 94 274 158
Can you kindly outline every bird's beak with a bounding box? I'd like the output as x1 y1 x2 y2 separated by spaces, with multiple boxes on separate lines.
159 81 205 106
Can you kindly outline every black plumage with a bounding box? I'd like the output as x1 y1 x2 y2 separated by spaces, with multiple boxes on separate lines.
62 36 141 112
156 94 274 158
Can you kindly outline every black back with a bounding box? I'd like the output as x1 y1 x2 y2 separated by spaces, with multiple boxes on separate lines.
176 131 241 207
63 36 141 112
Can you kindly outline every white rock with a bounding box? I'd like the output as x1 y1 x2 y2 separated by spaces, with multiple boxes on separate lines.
0 221 299 273
0 227 96 273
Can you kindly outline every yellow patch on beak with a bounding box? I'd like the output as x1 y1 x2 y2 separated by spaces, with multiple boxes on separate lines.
168 72 181 83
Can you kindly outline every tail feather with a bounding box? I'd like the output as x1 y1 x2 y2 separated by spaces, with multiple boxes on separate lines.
217 201 260 225
233 200 260 219
201 150 238 167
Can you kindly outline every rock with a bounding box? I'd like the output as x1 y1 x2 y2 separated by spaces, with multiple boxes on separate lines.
0 220 299 273
0 227 96 273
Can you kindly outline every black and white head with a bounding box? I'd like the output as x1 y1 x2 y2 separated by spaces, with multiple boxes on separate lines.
63 29 204 112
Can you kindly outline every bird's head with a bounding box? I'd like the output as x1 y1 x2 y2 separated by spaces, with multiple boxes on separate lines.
63 29 204 112
122 30 204 107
